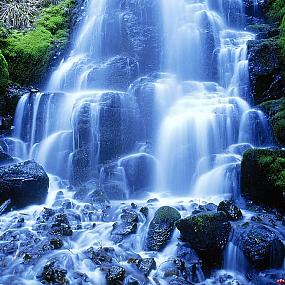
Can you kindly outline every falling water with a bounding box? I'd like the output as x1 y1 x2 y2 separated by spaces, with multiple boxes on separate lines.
0 0 279 284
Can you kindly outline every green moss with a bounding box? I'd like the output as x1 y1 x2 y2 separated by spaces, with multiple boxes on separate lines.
0 50 9 94
0 0 75 86
243 149 285 196
153 206 181 224
260 99 285 145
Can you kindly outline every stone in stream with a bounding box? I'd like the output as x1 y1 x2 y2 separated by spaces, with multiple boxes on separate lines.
128 257 156 276
217 200 243 221
146 206 181 251
237 224 285 269
0 160 49 212
37 260 68 284
106 265 126 284
176 211 231 264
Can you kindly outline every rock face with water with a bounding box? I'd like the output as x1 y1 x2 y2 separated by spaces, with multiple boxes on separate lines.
147 206 181 251
241 148 285 210
176 212 231 263
248 39 284 104
237 224 285 269
0 160 49 211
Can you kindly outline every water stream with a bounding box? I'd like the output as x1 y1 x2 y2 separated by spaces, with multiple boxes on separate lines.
0 0 282 284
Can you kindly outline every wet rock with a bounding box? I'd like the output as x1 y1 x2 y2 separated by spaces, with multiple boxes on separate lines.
85 247 115 265
217 200 243 221
128 258 156 276
241 148 285 210
259 98 285 146
124 276 141 285
176 212 231 263
247 39 284 105
87 55 139 91
176 244 200 264
89 187 109 204
50 213 73 236
168 277 194 285
0 150 15 166
157 258 187 279
146 206 181 251
119 153 157 197
106 265 126 284
49 238 64 250
0 160 49 211
37 261 68 284
237 224 284 269
139 206 149 218
252 269 285 285
121 209 139 223
111 222 137 243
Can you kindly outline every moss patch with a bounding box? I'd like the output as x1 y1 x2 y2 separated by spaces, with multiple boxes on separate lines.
0 0 75 86
241 148 285 209
260 98 285 145
0 50 9 94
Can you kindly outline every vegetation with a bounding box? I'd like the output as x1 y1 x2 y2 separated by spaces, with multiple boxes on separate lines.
0 0 74 86
0 50 9 95
260 98 285 145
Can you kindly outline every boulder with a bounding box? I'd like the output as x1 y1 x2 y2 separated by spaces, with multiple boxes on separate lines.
128 257 156 276
241 148 285 209
37 261 68 285
176 212 231 263
237 224 284 269
217 200 243 221
119 153 157 196
146 206 181 251
259 98 285 146
0 150 16 166
247 39 284 105
0 160 49 211
106 265 126 284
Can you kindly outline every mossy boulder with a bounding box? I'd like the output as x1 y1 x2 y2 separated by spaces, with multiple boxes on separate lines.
260 98 285 145
0 50 8 95
146 206 181 251
0 0 75 86
241 148 285 209
217 200 243 221
175 212 231 264
247 39 284 104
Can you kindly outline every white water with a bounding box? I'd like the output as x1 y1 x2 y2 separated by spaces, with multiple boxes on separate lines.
0 0 280 284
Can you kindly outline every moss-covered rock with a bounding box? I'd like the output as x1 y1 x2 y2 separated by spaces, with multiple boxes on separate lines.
175 212 231 264
0 0 75 86
146 206 181 251
217 200 243 221
247 39 284 104
0 50 8 95
241 148 285 209
260 98 285 145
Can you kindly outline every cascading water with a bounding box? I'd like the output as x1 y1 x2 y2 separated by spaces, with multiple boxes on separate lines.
0 0 283 284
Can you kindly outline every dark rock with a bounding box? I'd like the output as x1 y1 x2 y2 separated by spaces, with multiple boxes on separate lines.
106 265 126 284
252 269 285 285
139 206 149 218
128 257 156 276
217 200 243 221
37 261 68 284
119 153 157 196
0 160 49 211
50 213 73 236
49 238 64 250
241 148 285 210
0 150 15 166
156 258 187 279
176 212 231 263
146 206 181 251
247 39 284 105
85 247 115 265
87 55 139 91
121 209 139 223
246 24 280 40
259 98 285 146
237 224 284 269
